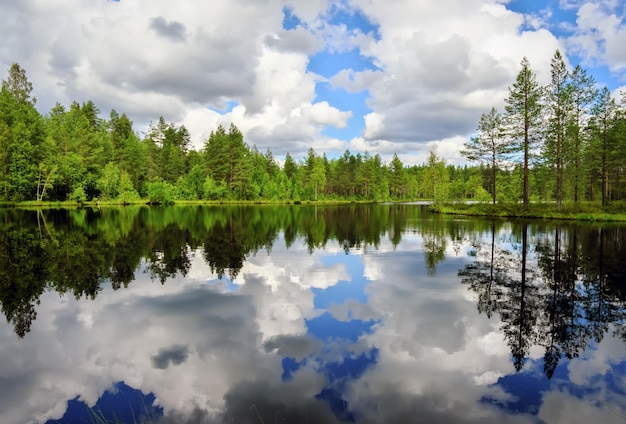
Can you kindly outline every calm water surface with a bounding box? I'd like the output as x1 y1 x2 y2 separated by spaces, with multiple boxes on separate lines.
1 205 625 424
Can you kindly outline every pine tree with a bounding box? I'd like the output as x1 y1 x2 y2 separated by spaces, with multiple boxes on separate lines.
203 124 229 184
462 107 508 204
588 87 618 206
505 57 544 208
567 65 598 203
389 154 406 199
544 50 571 207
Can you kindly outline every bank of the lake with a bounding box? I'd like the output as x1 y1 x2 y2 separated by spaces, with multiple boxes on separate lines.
2 198 382 209
438 202 626 222
7 199 626 223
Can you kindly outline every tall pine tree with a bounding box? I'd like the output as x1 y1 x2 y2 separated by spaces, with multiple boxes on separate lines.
544 50 571 207
505 57 544 208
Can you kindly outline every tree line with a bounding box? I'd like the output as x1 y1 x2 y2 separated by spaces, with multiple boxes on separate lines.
463 50 626 208
1 58 624 205
0 62 481 204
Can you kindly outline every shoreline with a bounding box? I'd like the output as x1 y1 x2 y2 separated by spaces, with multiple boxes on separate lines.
3 199 626 222
435 202 626 222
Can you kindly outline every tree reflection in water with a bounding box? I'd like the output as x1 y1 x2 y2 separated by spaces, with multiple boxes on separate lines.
0 205 420 337
1 204 625 382
460 220 626 378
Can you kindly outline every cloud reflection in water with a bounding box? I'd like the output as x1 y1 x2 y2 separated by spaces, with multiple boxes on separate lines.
0 207 624 423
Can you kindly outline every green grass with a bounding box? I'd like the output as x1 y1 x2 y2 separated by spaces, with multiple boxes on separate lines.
6 198 385 208
438 202 626 222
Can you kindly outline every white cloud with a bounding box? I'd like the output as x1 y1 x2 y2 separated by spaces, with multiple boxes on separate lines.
180 108 224 150
329 68 383 93
538 390 618 424
263 27 324 54
0 0 622 162
348 0 562 147
362 112 384 139
301 101 353 128
538 332 626 424
206 45 355 155
567 2 626 73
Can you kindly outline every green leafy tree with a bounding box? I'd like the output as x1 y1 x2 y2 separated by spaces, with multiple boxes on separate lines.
176 164 205 200
147 180 175 204
143 117 167 182
358 151 388 200
2 63 35 104
423 149 450 204
204 124 231 185
327 150 360 197
69 185 87 203
0 63 46 200
35 132 58 202
264 148 280 178
81 100 101 130
228 125 253 199
248 146 274 200
159 121 189 184
98 162 121 200
203 176 227 200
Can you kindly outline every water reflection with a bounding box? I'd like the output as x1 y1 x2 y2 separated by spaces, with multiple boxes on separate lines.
460 221 626 379
0 205 625 423
47 382 163 423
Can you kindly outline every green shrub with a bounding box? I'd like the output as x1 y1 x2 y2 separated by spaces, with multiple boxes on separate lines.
69 185 87 203
146 180 175 204
203 177 227 200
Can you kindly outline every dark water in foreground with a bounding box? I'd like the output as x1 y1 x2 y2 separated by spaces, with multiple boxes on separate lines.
1 205 625 424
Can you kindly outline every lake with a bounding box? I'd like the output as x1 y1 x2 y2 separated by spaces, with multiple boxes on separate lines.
1 204 625 424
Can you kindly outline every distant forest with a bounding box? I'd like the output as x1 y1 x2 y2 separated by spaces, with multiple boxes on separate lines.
0 50 624 206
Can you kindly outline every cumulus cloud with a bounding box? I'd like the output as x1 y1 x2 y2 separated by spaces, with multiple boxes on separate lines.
1 0 279 128
567 2 626 73
347 0 562 160
0 0 623 163
301 101 353 128
263 27 324 54
329 68 383 93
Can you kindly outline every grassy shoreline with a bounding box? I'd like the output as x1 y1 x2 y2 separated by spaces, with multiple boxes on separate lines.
4 199 626 222
0 198 381 209
436 202 626 222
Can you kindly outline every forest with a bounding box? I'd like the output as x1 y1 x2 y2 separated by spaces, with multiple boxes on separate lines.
0 50 625 207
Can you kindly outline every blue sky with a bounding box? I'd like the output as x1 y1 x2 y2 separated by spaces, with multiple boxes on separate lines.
1 0 624 165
